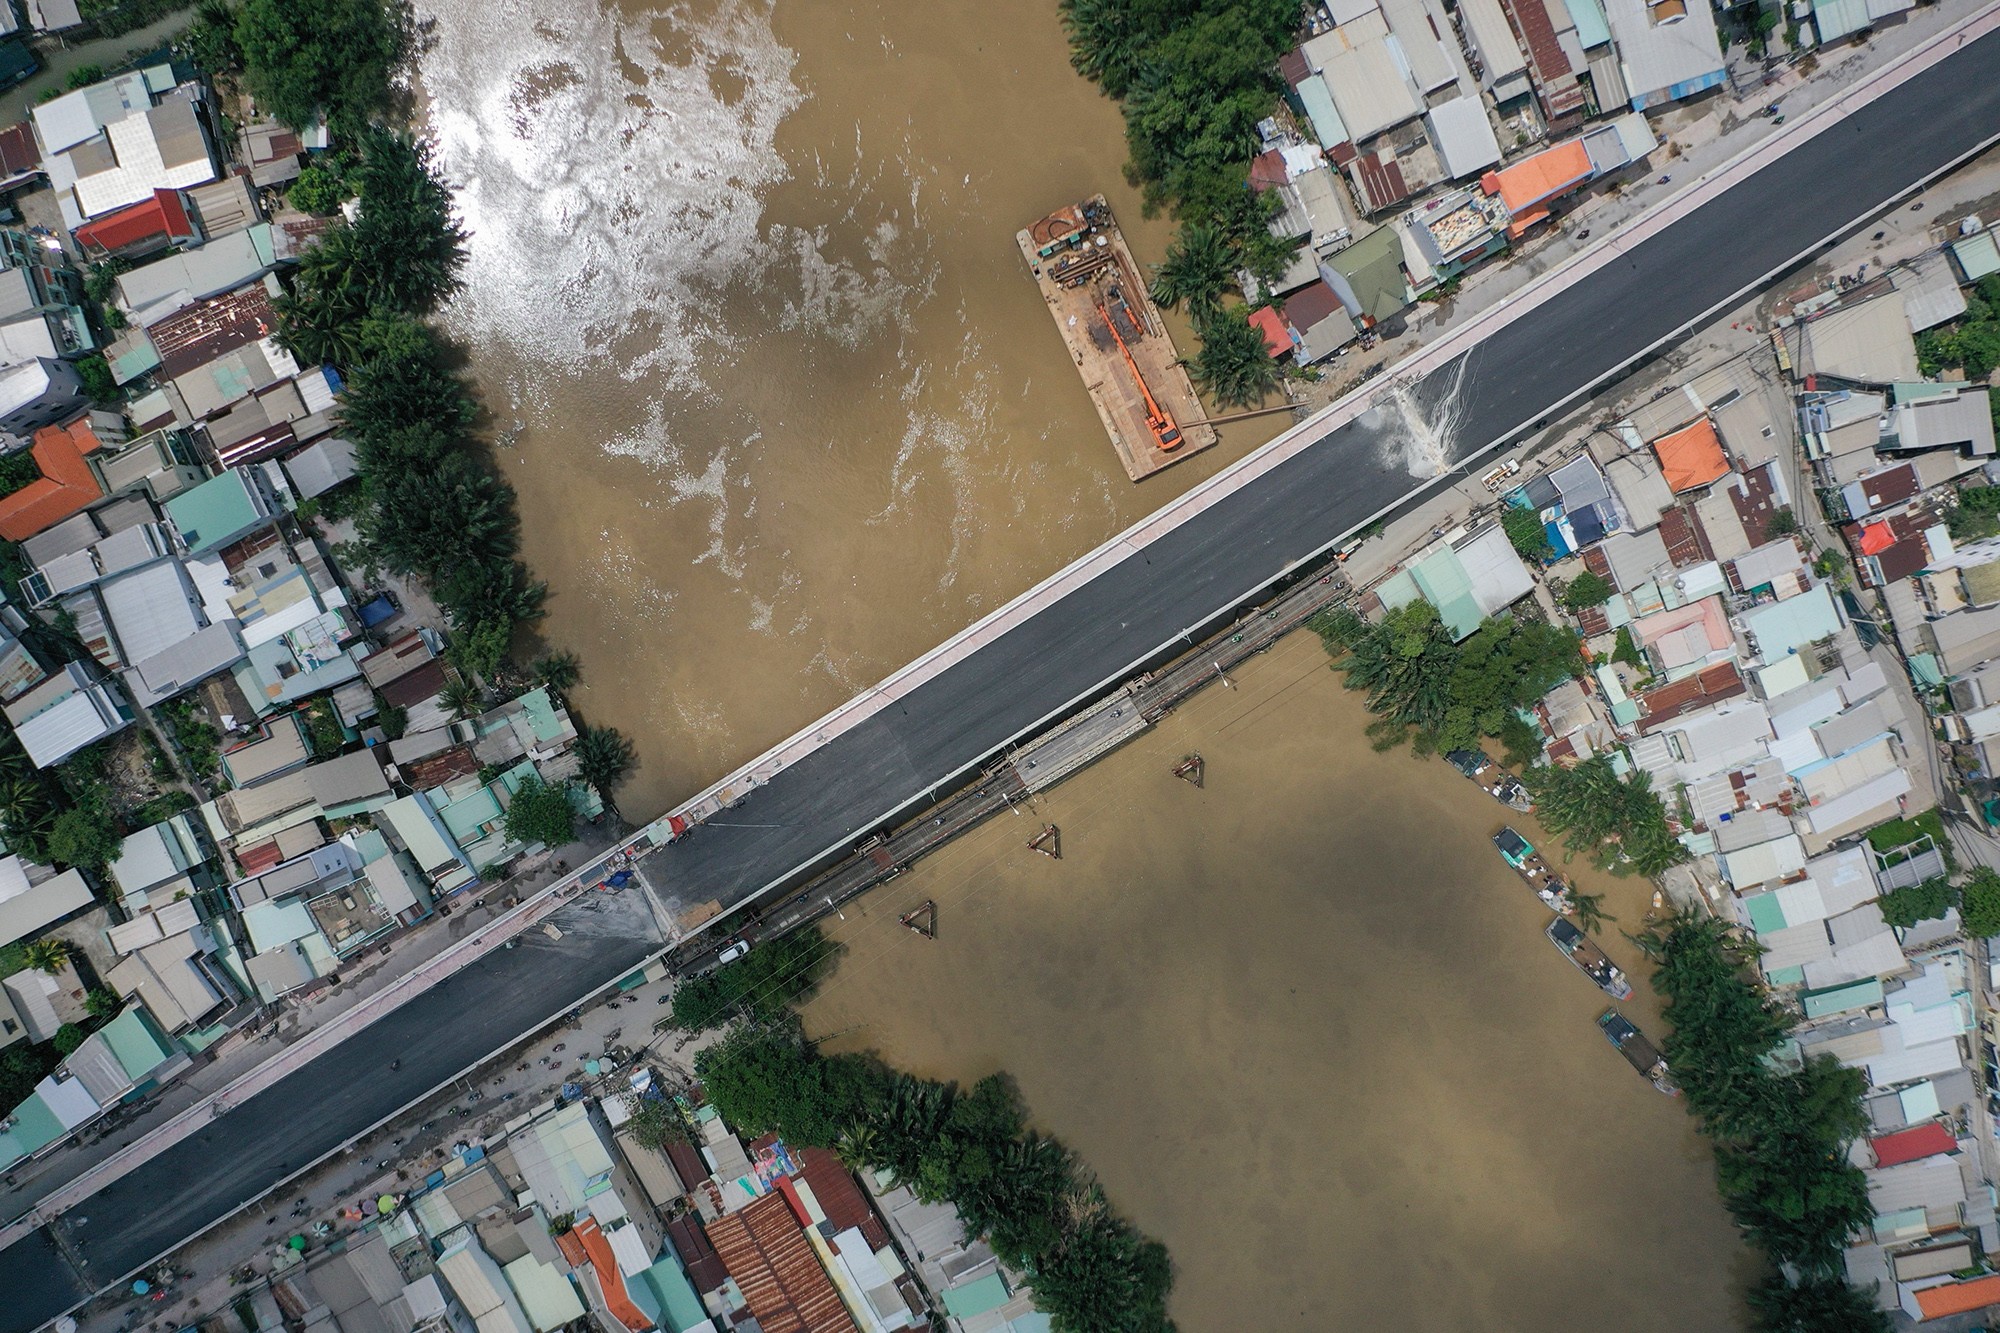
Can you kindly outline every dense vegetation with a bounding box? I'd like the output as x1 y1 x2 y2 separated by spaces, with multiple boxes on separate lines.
1309 602 1581 754
698 1022 1174 1333
1875 874 1955 929
1947 483 2000 542
184 0 640 809
1636 913 1887 1332
1502 506 1554 562
503 776 575 849
1522 753 1688 877
1917 274 2000 384
662 925 838 1032
1058 0 1304 405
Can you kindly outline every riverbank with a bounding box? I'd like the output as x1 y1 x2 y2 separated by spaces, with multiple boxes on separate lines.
800 629 1748 1331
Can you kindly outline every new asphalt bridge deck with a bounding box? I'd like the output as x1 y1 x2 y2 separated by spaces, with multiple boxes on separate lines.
6 26 2000 1333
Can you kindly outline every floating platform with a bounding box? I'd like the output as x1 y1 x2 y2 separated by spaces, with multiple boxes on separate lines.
1017 196 1216 481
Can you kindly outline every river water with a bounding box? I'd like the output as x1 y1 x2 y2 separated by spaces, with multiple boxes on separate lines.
415 1 1747 1325
801 632 1749 1330
415 0 1287 816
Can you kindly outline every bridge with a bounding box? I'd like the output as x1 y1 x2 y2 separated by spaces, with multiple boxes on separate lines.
5 13 2000 1331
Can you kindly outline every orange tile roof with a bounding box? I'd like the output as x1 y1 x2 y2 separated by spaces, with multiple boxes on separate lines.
1914 1273 2000 1318
0 416 108 542
1249 306 1291 358
1650 418 1731 494
573 1218 651 1333
1480 140 1593 217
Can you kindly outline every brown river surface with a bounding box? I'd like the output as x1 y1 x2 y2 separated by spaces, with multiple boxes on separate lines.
415 0 1747 1325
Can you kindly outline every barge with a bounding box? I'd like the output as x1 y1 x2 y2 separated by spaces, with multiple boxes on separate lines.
1548 917 1633 999
1598 1009 1680 1096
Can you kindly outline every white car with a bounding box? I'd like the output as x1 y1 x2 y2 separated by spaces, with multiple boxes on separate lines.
717 940 750 965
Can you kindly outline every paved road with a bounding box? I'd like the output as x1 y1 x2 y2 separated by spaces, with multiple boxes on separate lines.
647 31 2000 920
0 893 663 1333
7 29 2000 1333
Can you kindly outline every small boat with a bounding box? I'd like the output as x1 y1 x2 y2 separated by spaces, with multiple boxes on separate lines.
1492 829 1574 914
1597 1009 1680 1096
1548 916 1633 999
1451 753 1535 811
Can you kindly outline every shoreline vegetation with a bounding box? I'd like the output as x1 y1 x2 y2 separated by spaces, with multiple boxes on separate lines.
210 2 1177 1327
663 929 1179 1331
1310 605 1888 1327
185 0 637 813
1057 0 1300 407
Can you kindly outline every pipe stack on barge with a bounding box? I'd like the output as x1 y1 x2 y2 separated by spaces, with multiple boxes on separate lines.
1017 195 1217 481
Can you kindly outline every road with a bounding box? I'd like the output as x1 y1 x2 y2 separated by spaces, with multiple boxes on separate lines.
644 29 2000 925
0 890 664 1333
6 25 2000 1333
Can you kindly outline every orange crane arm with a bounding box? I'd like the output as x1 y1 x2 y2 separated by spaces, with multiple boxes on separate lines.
1096 301 1182 451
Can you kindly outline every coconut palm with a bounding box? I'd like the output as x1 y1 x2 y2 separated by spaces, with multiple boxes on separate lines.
533 651 581 696
575 726 636 813
1148 222 1233 322
440 677 485 721
1188 305 1285 409
834 1124 879 1174
1567 887 1613 935
22 937 71 974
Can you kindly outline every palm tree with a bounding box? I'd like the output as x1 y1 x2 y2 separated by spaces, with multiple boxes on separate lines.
533 651 581 696
834 1124 878 1174
575 726 636 813
1567 888 1613 935
1188 306 1285 409
1149 222 1233 323
23 937 71 974
440 677 485 721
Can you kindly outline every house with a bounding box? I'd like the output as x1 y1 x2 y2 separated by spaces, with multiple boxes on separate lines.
0 856 92 947
1278 281 1357 363
0 413 113 540
164 468 277 554
87 426 206 503
2 660 133 766
0 359 85 448
279 435 358 500
32 68 217 226
1811 0 1914 46
1456 0 1533 103
1374 521 1536 640
115 225 277 319
71 187 199 262
1322 226 1411 329
26 0 82 31
380 793 476 895
1498 0 1588 121
1881 386 1996 459
1651 418 1731 494
1481 139 1593 236
1424 96 1502 180
1401 186 1511 290
1600 0 1726 110
707 1191 859 1333
0 226 90 361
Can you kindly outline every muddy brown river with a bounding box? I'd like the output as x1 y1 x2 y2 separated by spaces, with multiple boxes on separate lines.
416 0 1747 1325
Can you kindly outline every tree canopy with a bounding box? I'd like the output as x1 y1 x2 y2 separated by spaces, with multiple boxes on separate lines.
664 926 838 1032
235 0 408 136
1960 866 2000 937
1311 602 1581 754
696 1022 1175 1332
1522 754 1688 877
503 777 574 849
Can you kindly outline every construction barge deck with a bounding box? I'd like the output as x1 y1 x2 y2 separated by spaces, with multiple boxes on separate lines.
1017 196 1216 481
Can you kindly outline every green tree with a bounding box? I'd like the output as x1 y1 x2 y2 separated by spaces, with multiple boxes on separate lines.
1319 602 1459 749
1959 866 2000 937
532 650 580 695
180 0 244 75
664 926 838 1031
0 1042 58 1107
75 355 116 405
1611 625 1643 668
84 987 121 1021
235 0 409 135
440 676 485 721
693 1020 883 1148
1560 569 1613 611
47 807 120 870
287 160 348 215
51 1023 87 1055
1747 1271 1890 1333
22 937 71 974
575 726 636 812
1524 756 1687 876
1876 875 1956 929
1766 506 1800 536
624 1098 689 1152
503 777 574 849
1188 304 1283 408
1502 507 1552 561
1148 221 1232 321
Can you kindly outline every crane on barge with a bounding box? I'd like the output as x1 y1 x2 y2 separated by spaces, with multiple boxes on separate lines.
1095 291 1182 453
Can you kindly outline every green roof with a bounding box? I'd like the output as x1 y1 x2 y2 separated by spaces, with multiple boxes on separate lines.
1764 964 1807 987
437 787 503 843
1561 0 1611 47
0 1091 66 1168
1408 545 1483 640
944 1273 1012 1318
165 470 266 554
1743 891 1788 934
1801 978 1884 1019
519 688 565 742
632 1257 708 1333
98 1006 176 1081
1910 653 1945 687
1330 227 1409 324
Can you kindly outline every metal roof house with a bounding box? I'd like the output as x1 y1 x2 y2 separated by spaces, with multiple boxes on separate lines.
1375 520 1536 639
1599 0 1726 110
1 659 132 766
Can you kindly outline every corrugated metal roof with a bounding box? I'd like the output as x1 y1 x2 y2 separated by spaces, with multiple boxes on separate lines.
708 1192 858 1333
